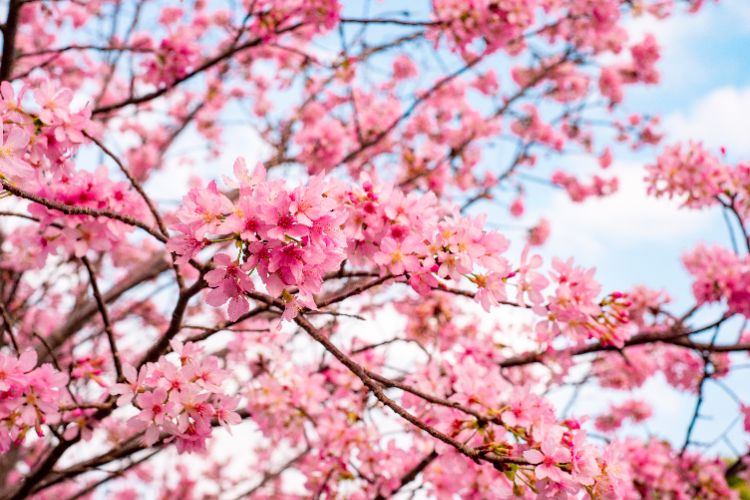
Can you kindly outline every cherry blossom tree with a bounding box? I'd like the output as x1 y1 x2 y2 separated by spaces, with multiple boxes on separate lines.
0 0 747 498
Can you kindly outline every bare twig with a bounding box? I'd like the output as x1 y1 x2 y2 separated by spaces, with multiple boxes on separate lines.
81 257 123 381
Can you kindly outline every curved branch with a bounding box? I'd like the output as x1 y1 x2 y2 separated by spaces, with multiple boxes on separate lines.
0 178 167 243
92 22 305 116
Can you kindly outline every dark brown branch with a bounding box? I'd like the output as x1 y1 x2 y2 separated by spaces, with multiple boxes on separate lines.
336 54 486 167
6 436 80 500
84 132 168 238
21 409 252 496
680 326 721 456
365 370 488 422
725 452 750 480
85 131 185 289
81 257 123 381
340 17 441 27
291 312 525 468
0 178 166 243
373 450 438 500
0 0 22 80
42 252 170 358
316 274 394 308
0 303 19 352
0 210 38 222
92 22 305 116
499 313 733 368
137 275 207 367
66 448 162 500
16 44 152 59
183 305 272 344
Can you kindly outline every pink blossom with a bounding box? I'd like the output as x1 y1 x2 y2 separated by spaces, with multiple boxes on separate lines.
110 364 147 406
373 237 422 275
204 253 254 321
0 123 32 180
523 434 572 483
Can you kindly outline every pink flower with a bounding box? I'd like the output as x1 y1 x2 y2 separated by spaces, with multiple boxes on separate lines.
473 272 508 311
568 431 600 486
528 218 550 246
373 237 421 275
135 388 171 425
516 246 549 306
174 386 213 427
204 253 254 321
0 350 36 391
110 364 147 406
131 388 173 445
260 193 309 241
34 80 74 123
0 351 66 450
166 226 205 265
523 435 572 483
0 122 32 180
510 196 524 217
213 395 242 431
392 55 417 80
174 181 234 239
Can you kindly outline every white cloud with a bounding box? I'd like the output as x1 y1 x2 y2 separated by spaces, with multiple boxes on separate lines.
531 160 714 265
620 1 750 93
663 85 750 157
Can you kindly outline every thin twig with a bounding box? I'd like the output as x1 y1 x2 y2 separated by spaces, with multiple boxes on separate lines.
82 257 123 381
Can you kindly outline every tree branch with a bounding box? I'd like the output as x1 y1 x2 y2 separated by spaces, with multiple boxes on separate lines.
81 256 123 381
0 0 22 81
0 178 166 243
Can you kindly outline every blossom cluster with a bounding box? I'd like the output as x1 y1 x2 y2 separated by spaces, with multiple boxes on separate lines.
599 34 661 106
168 159 522 321
683 243 750 317
110 341 240 453
646 141 730 208
167 156 637 359
511 104 565 152
231 0 343 43
430 0 535 56
398 356 617 496
0 81 92 181
612 438 736 498
0 350 67 452
595 399 652 432
27 167 146 263
551 170 619 203
169 159 349 320
536 258 632 347
0 80 151 267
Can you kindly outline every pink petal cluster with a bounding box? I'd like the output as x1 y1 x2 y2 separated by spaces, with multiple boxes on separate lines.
683 243 750 317
430 0 535 56
646 141 730 208
595 399 653 432
25 167 146 263
111 341 240 453
552 170 619 203
0 350 67 452
169 160 527 320
601 438 736 498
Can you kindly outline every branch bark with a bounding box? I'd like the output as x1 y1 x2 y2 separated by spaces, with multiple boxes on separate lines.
0 0 22 81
